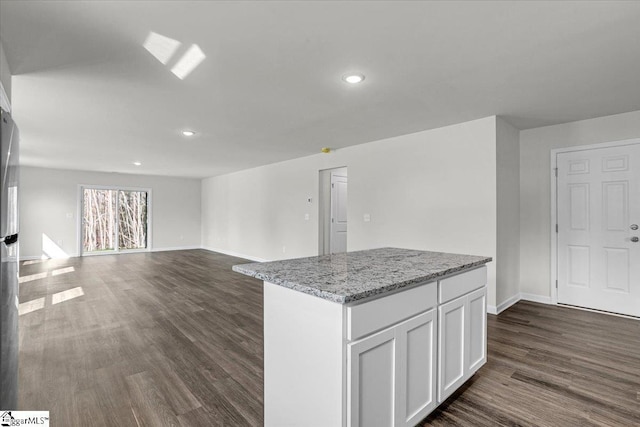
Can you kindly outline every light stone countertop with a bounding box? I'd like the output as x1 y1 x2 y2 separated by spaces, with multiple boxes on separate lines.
232 247 492 304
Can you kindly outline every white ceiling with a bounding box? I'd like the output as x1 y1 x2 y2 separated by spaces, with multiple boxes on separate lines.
1 1 639 179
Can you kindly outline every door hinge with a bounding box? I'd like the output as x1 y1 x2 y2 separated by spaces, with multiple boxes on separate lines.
331 183 334 188
331 218 334 223
556 279 558 289
555 224 558 233
554 168 558 177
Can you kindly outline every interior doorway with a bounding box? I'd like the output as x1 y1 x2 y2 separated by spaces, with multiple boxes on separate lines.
553 140 640 317
79 186 151 255
319 167 348 255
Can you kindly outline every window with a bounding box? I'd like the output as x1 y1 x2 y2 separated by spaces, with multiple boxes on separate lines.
81 187 150 254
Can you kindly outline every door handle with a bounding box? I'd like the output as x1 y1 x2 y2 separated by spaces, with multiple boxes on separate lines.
631 224 639 230
632 237 639 243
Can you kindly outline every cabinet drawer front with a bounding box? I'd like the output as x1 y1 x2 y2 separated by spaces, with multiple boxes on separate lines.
438 266 486 304
347 281 437 341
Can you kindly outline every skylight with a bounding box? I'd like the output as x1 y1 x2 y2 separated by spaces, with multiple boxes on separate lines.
171 44 206 80
143 31 181 65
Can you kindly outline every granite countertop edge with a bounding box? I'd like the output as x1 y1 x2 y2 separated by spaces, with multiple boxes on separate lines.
232 257 492 304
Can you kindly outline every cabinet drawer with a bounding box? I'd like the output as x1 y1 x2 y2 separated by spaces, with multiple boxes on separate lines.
438 266 486 304
347 281 437 341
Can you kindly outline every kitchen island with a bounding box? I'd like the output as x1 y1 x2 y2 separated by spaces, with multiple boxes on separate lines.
233 247 492 427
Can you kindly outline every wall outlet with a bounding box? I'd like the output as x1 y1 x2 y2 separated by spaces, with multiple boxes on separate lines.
282 246 286 253
364 214 371 222
57 239 64 247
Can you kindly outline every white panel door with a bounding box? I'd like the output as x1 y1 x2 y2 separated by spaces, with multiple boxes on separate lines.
395 310 437 427
347 327 397 427
330 171 348 254
557 143 640 317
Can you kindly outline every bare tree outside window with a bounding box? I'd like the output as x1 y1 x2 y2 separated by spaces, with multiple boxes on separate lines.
82 188 148 253
118 191 148 250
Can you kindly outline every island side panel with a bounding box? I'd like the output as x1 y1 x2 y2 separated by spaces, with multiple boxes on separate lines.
264 281 344 427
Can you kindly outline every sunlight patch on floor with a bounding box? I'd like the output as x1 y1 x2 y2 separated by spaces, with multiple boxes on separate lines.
51 287 84 305
18 272 48 284
52 266 75 276
19 297 45 316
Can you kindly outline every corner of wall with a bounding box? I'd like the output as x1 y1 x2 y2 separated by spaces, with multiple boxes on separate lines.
495 116 521 308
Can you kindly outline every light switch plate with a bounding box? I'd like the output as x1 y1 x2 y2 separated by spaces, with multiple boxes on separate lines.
363 214 371 222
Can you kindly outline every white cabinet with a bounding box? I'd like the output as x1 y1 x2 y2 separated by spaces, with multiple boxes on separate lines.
437 294 467 402
261 265 488 427
347 310 437 427
347 326 397 427
395 310 437 426
467 288 487 373
437 286 487 403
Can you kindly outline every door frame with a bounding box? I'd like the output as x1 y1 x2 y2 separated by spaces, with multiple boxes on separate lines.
329 168 348 254
77 184 153 256
549 138 640 305
318 166 347 255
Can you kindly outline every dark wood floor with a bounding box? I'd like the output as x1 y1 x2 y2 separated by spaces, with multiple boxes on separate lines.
17 250 640 426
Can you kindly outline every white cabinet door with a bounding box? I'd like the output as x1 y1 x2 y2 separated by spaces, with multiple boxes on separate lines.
347 309 437 427
348 327 397 427
437 287 488 404
467 287 487 374
395 310 437 427
437 295 467 403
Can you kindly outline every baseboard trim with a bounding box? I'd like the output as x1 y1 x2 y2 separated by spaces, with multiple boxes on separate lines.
520 293 553 305
495 293 521 314
20 254 79 261
20 255 48 261
151 246 200 253
489 292 554 315
20 246 201 261
201 246 270 263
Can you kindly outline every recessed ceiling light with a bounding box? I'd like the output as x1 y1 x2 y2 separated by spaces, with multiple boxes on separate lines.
133 161 142 166
343 74 365 84
182 130 196 137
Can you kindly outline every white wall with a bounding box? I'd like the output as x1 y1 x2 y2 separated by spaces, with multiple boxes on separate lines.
496 117 520 308
519 110 640 299
0 39 11 106
20 167 201 259
202 117 500 307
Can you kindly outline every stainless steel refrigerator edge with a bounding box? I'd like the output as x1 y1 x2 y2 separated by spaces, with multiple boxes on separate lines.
0 107 19 409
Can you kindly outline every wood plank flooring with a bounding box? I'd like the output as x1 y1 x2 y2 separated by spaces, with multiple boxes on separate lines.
17 250 640 426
